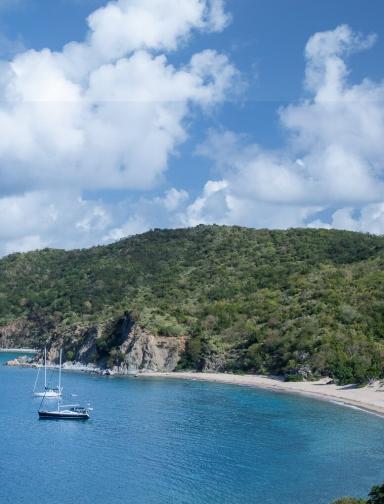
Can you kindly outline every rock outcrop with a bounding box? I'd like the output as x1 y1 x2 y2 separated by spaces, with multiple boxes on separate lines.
23 313 186 373
0 320 37 349
116 325 184 373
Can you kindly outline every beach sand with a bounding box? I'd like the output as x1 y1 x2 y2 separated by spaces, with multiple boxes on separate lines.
141 372 384 417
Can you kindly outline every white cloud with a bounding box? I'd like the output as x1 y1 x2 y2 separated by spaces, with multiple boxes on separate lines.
1 19 383 255
88 0 230 60
102 215 149 243
182 180 230 226
103 187 189 242
186 25 384 233
181 178 320 229
4 235 46 256
0 190 114 254
304 25 377 96
0 1 236 193
160 188 189 211
0 186 191 255
311 204 384 235
0 0 238 254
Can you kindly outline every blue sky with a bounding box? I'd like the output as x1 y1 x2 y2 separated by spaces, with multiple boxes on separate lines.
0 0 383 254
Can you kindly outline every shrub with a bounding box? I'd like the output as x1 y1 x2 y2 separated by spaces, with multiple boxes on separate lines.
284 374 304 382
66 350 75 361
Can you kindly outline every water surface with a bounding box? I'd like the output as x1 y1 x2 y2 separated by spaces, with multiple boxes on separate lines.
1 352 384 504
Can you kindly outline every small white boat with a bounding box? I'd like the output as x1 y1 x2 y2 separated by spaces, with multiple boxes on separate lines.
33 347 62 398
33 389 62 398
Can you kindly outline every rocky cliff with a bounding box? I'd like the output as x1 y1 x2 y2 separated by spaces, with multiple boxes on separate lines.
0 320 35 349
33 314 185 373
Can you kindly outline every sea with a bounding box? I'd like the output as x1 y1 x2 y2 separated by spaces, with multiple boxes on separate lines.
1 352 384 504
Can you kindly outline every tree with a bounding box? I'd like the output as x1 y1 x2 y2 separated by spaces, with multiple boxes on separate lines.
331 481 384 504
367 483 384 504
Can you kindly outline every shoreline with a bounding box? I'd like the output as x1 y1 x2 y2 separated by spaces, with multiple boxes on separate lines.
0 348 36 354
140 372 384 417
4 353 384 417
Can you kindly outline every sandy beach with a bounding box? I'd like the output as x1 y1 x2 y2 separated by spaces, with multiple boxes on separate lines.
141 372 384 417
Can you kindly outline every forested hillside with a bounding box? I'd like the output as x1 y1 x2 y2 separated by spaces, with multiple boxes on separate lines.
1 225 384 383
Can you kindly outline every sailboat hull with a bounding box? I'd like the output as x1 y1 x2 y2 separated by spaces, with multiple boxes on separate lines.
33 391 62 398
38 410 90 420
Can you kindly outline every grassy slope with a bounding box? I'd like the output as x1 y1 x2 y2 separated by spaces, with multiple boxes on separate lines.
1 225 384 382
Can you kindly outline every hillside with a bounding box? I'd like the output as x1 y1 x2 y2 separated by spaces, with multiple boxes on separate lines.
1 225 384 383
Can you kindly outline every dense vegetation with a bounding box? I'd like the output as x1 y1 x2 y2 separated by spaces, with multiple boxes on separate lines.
1 225 384 383
331 481 384 503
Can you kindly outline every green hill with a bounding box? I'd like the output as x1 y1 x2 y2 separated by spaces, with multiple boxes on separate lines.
1 225 384 383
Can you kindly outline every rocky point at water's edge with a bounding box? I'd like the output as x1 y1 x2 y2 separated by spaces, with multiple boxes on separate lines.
3 313 186 375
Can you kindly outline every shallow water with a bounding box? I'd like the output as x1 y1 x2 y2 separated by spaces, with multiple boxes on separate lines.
1 352 384 504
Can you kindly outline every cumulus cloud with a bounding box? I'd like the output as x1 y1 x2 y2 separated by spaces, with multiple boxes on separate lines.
185 25 384 232
0 190 112 254
2 18 383 256
0 0 236 195
0 0 237 254
311 204 384 235
0 184 193 255
180 177 320 229
88 0 230 59
102 187 189 242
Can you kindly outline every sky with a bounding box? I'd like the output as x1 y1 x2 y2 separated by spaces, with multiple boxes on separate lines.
0 0 383 255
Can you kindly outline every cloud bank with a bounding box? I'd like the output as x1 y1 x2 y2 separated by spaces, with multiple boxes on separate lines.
0 13 383 255
182 25 384 233
0 0 236 254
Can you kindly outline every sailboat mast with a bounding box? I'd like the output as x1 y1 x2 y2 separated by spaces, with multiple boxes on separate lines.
44 347 47 389
59 349 62 392
33 365 40 393
58 349 62 412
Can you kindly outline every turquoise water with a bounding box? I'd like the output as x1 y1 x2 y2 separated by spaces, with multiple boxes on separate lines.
1 353 384 504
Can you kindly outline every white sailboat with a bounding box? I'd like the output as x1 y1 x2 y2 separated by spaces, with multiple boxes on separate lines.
33 347 63 398
38 349 92 420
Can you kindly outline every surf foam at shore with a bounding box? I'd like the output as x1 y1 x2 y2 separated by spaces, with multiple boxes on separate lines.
0 348 36 354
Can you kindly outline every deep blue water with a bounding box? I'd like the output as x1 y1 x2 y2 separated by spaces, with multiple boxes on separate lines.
1 353 384 504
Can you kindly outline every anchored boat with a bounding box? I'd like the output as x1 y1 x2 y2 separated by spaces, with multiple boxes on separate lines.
33 347 62 398
38 405 91 420
38 349 92 421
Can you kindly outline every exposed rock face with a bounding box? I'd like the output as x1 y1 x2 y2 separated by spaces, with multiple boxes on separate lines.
13 314 186 373
198 354 226 373
116 325 183 373
0 320 37 349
